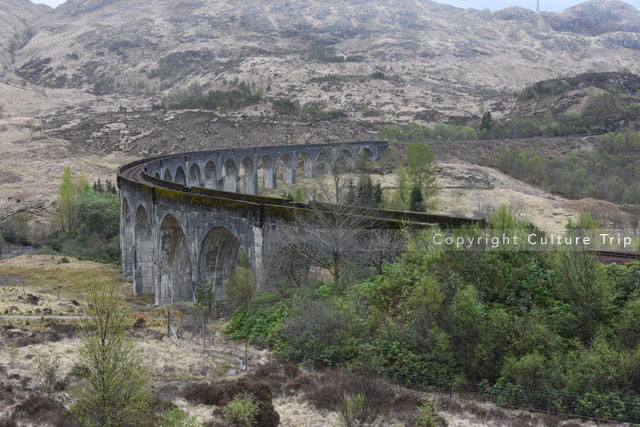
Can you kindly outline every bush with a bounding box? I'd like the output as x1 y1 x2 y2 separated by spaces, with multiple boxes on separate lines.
159 409 202 427
183 382 224 406
410 395 446 427
221 394 259 427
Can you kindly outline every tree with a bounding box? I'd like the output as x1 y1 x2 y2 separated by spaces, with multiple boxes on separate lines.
195 280 216 318
288 170 367 288
57 166 88 232
225 251 255 311
389 166 409 210
406 143 439 210
480 111 493 133
73 283 152 426
409 185 425 212
556 214 614 344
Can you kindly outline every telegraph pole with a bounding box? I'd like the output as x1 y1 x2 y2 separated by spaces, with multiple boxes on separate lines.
537 0 540 12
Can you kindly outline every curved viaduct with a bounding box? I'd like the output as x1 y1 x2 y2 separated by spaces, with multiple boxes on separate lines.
118 141 479 305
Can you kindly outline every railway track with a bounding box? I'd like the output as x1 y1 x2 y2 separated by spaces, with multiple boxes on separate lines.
595 250 640 264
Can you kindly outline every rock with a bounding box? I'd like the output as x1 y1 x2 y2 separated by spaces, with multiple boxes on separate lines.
70 299 80 306
42 308 52 315
8 306 20 313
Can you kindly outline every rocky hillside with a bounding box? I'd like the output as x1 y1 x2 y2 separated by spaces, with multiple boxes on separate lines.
2 0 640 123
0 0 47 74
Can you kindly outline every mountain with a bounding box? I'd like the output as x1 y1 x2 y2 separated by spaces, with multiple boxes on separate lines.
0 0 48 73
0 0 638 124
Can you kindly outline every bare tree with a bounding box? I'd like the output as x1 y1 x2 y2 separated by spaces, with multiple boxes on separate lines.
288 170 368 288
354 228 406 275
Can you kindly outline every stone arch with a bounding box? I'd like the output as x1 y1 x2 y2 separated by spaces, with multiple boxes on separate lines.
121 197 134 281
163 169 172 181
154 172 160 179
315 151 333 174
239 156 257 195
134 205 154 295
174 166 186 185
222 158 238 192
189 163 202 187
335 149 354 173
356 147 375 171
266 241 328 292
199 227 242 300
159 215 193 304
204 161 217 189
259 155 276 190
298 152 314 178
277 153 294 185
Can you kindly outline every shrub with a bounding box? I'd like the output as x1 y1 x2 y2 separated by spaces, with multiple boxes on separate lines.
159 409 202 427
221 394 259 427
410 395 446 427
183 382 224 406
35 353 61 395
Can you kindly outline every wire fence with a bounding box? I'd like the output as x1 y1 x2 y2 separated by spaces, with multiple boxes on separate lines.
162 308 640 425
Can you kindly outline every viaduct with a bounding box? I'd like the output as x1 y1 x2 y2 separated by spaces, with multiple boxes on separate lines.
117 141 480 305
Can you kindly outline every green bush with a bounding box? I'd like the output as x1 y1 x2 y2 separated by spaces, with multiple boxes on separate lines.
221 394 259 427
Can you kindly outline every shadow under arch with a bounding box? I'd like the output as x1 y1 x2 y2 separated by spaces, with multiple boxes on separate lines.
335 149 354 173
315 150 333 174
175 166 186 186
134 205 154 295
204 161 217 189
240 156 256 194
199 227 242 300
276 153 294 186
189 163 202 187
298 152 314 178
223 158 238 192
356 147 375 171
258 154 275 190
163 169 172 181
159 215 192 304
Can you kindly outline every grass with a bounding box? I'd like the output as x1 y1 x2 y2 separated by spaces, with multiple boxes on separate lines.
0 254 154 314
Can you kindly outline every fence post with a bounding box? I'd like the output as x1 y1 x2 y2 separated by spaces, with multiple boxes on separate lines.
245 341 248 371
167 311 171 338
547 388 552 414
450 376 454 399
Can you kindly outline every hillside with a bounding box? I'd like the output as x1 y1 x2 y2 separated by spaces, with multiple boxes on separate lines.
0 0 47 74
2 0 640 123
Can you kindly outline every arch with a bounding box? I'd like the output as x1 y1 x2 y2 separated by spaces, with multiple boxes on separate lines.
159 215 193 304
189 163 202 187
276 153 294 186
335 149 354 173
175 166 186 186
134 205 154 295
259 155 276 190
239 156 257 194
315 151 333 174
222 158 238 192
154 172 160 179
204 161 217 189
356 147 375 171
199 227 242 300
298 152 314 178
266 242 326 295
121 197 134 281
163 169 172 182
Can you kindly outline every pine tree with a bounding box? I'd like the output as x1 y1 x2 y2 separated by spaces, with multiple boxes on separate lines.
480 111 493 133
409 185 425 212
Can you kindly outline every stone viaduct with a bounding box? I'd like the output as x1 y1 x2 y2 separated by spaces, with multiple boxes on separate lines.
118 141 480 305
